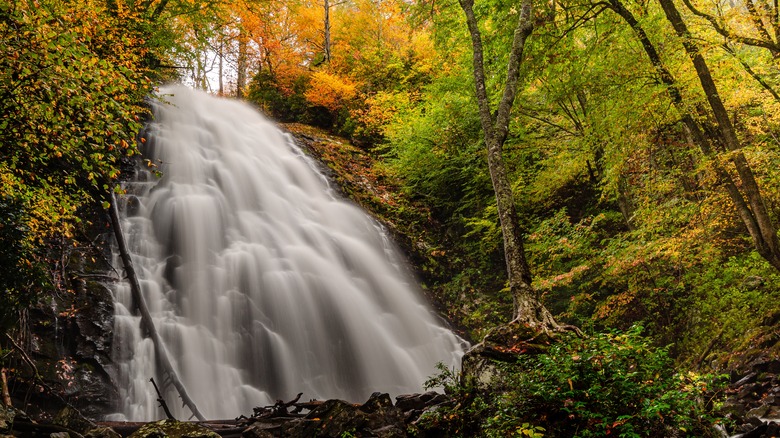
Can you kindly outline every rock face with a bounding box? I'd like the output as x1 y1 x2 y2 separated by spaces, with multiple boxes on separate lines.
7 230 119 421
721 358 780 437
717 311 780 437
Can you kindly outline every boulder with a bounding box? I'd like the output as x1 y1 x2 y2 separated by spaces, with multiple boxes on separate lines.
54 405 96 433
284 393 407 437
241 424 276 438
128 419 220 438
394 392 448 412
84 426 121 438
0 405 13 431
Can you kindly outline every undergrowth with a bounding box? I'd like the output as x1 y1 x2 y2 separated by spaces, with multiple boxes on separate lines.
417 327 728 437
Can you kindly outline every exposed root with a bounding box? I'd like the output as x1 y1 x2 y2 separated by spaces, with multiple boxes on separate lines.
511 300 584 339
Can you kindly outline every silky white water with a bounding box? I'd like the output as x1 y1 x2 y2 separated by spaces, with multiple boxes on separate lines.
109 85 466 421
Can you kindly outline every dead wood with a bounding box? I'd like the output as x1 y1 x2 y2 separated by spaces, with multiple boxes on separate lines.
108 191 206 421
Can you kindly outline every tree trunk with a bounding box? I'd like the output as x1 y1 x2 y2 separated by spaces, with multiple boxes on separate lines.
218 36 224 96
236 29 248 99
324 0 332 63
459 0 565 331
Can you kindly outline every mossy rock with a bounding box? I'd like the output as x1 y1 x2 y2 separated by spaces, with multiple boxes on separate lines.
127 420 219 438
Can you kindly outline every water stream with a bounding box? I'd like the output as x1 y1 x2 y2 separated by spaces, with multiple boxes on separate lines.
108 85 466 421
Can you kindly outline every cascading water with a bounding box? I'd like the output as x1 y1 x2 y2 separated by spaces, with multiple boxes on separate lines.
109 85 466 421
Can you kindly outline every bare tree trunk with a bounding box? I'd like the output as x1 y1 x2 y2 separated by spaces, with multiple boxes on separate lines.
218 36 224 96
324 0 332 62
459 0 565 332
236 30 248 99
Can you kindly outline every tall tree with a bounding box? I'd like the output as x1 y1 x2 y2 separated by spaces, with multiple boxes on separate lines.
607 0 780 271
657 0 780 270
458 0 568 332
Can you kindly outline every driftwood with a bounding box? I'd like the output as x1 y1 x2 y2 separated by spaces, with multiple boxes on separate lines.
108 191 207 421
247 393 320 420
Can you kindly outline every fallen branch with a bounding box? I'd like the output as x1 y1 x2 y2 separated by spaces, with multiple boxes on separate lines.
150 378 176 420
108 191 206 421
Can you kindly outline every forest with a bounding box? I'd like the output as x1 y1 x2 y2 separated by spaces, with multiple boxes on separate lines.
2 0 780 435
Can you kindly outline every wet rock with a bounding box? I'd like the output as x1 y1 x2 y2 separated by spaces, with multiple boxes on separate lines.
746 404 770 419
54 405 97 433
395 392 447 412
741 275 765 290
84 426 121 438
721 399 747 417
372 424 406 437
283 393 407 437
738 382 765 400
286 399 366 437
128 419 220 438
736 372 759 386
241 424 276 438
363 392 393 413
0 405 14 431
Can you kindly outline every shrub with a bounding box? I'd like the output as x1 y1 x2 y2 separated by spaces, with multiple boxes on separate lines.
419 327 726 437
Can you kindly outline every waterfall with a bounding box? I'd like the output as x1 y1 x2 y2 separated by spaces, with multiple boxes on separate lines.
109 85 466 421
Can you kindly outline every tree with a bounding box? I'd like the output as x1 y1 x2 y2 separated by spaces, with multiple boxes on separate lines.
657 0 780 271
607 0 780 272
458 0 570 332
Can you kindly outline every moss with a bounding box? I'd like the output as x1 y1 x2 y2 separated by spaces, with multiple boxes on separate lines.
128 419 219 438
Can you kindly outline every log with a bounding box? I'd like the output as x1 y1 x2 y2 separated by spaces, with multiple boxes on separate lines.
108 191 207 421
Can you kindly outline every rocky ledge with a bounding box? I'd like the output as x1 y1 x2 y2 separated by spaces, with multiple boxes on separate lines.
720 357 780 437
0 391 453 437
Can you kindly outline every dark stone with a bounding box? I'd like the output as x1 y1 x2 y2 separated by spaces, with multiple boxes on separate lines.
0 405 14 431
720 400 747 417
741 275 765 290
283 395 408 437
54 405 96 433
84 426 122 438
748 359 780 375
761 311 780 327
241 425 276 438
127 419 220 438
740 422 768 438
395 392 449 413
362 392 394 414
372 425 406 437
736 372 759 387
746 405 770 419
738 383 766 400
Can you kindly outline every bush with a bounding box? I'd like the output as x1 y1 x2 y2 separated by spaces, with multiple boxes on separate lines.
419 327 726 437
